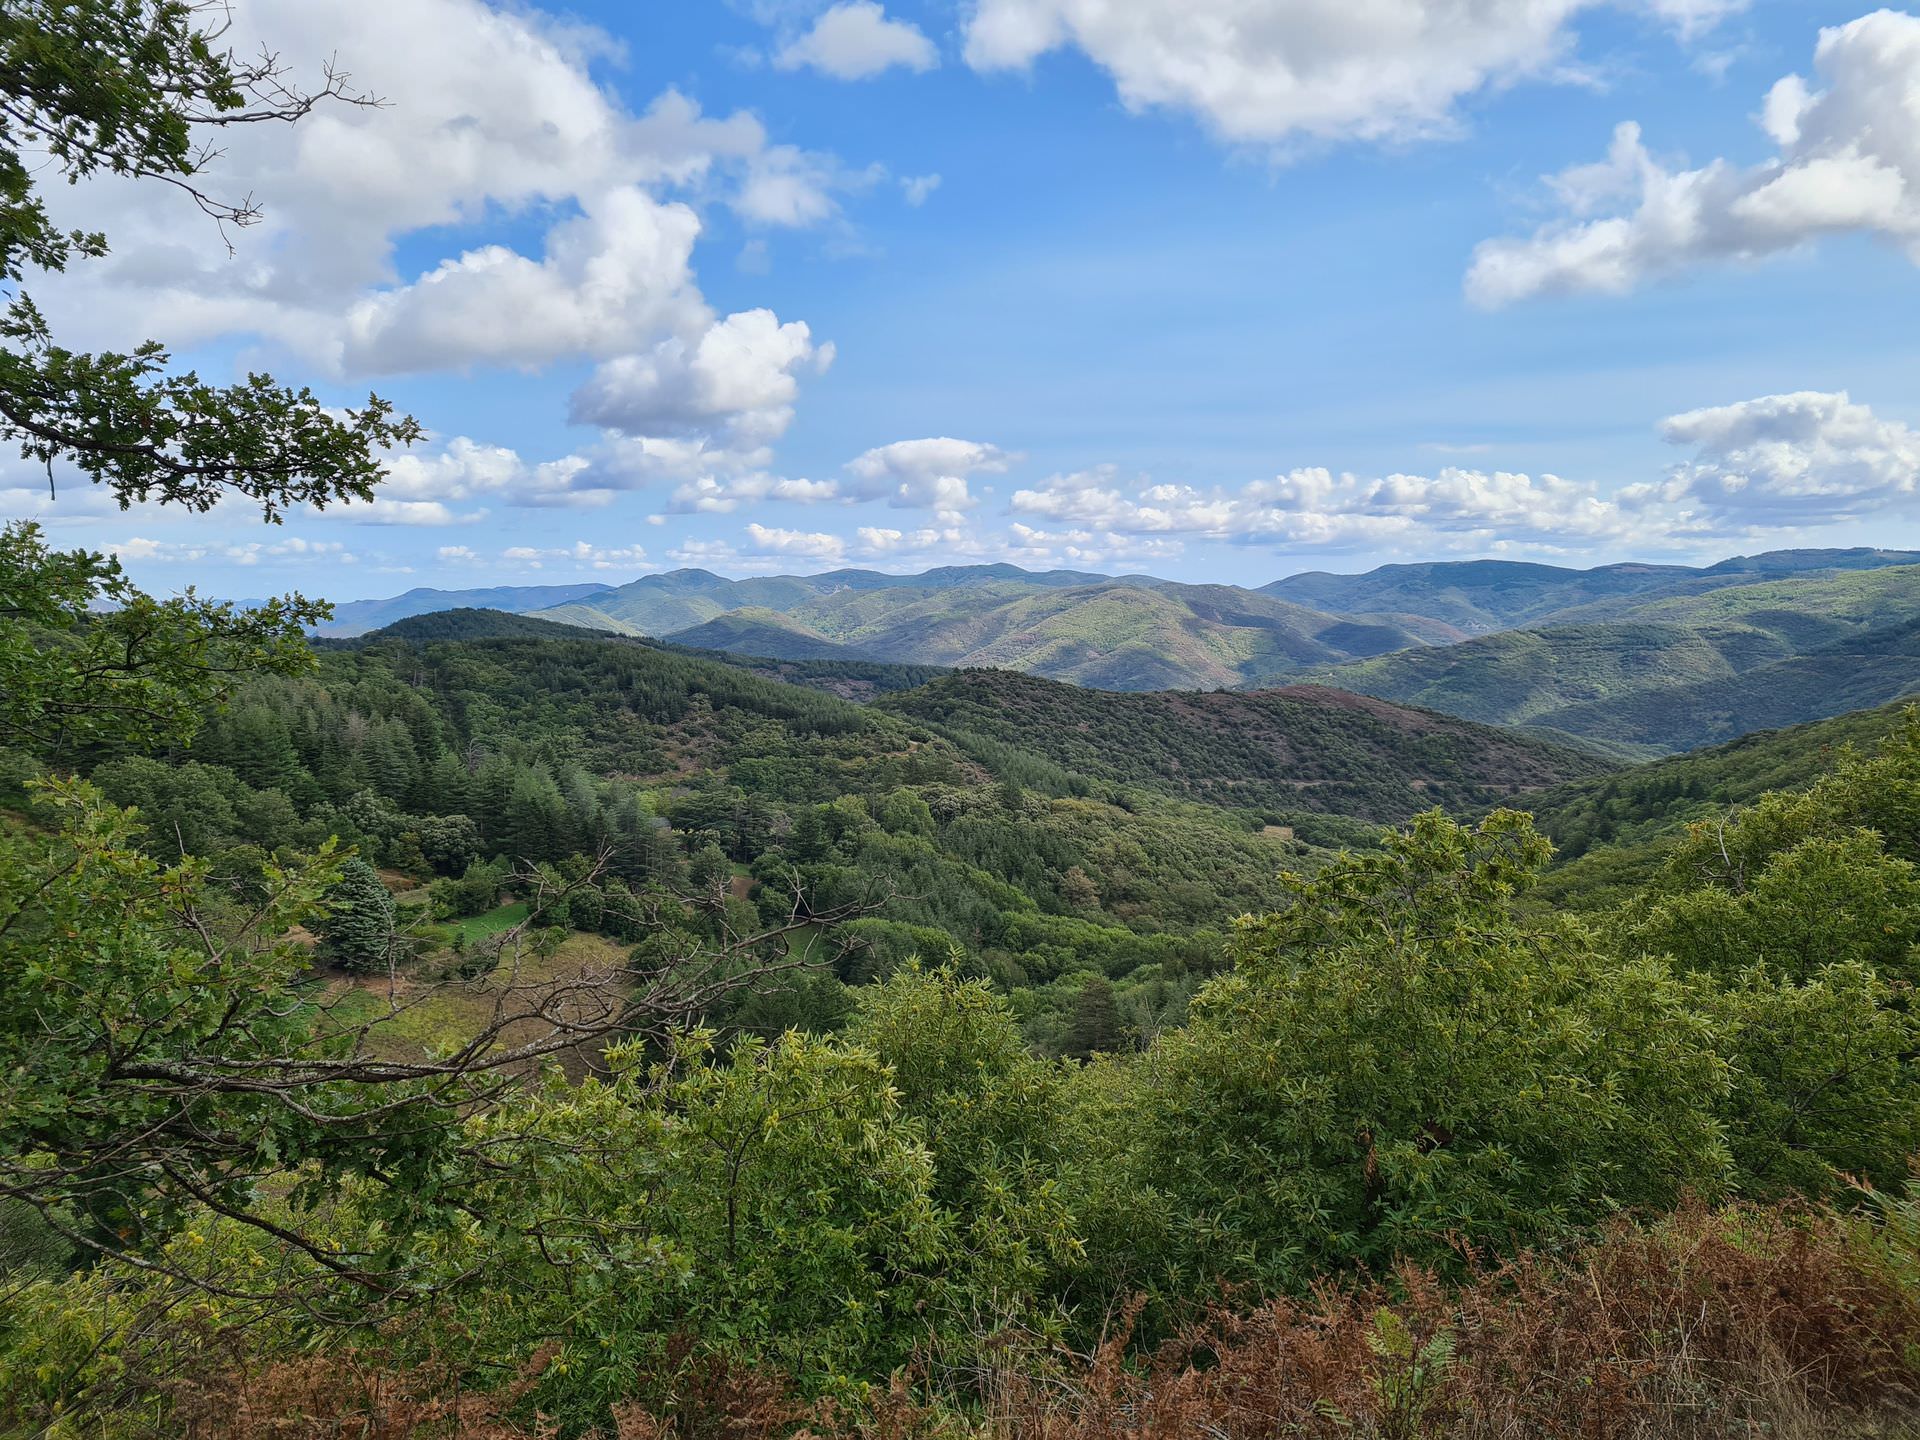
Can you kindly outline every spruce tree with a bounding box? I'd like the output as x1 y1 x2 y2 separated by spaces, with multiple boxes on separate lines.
322 859 396 975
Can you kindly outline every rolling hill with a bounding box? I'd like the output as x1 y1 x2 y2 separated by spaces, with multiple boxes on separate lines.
314 582 615 637
533 564 1463 691
1505 696 1920 910
1264 548 1920 634
1311 564 1920 753
335 608 949 700
664 608 872 662
877 667 1609 823
650 578 1463 690
529 563 1106 638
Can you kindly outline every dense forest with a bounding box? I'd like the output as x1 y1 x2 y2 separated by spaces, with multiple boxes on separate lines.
10 515 1920 1434
8 8 1920 1440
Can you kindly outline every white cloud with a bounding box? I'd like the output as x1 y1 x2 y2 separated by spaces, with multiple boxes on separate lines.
341 188 706 374
844 438 1014 520
775 2 939 79
328 499 482 527
745 522 849 559
901 173 943 206
36 1 854 376
376 437 599 512
1003 522 1184 567
961 0 1743 151
1647 390 1920 524
668 525 849 571
499 541 653 571
1469 10 1920 306
1008 392 1920 554
438 545 480 562
110 536 359 566
667 473 842 513
1011 463 1657 551
569 309 831 447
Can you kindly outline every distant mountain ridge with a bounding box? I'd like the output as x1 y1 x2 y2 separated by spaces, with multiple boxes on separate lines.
1311 564 1920 753
1263 549 1920 633
316 582 615 637
308 551 1920 732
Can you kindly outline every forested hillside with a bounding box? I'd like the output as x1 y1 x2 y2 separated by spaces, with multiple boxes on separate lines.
86 622 1337 1049
1265 548 1920 631
314 555 1920 757
1312 565 1920 752
879 668 1605 819
652 576 1461 690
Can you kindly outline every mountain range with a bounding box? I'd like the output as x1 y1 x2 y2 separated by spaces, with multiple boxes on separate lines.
314 548 1920 753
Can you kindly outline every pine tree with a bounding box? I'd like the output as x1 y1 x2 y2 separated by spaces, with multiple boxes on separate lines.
1063 972 1123 1057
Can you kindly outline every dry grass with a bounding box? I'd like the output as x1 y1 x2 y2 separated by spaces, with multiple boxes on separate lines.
985 1200 1920 1440
320 931 629 1071
117 1200 1920 1440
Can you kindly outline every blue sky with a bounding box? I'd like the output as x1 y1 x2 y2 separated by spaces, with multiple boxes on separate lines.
13 0 1920 599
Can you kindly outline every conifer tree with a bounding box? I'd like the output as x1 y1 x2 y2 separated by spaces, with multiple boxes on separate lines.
321 858 395 975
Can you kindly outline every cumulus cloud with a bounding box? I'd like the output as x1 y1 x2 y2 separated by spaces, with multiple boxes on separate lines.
744 522 849 559
1003 522 1184 567
1469 10 1920 306
668 525 849 571
961 0 1742 151
110 536 358 566
373 438 599 514
775 2 939 79
1011 463 1651 551
500 541 654 571
667 473 842 513
844 438 1014 520
36 0 855 375
569 309 832 448
1007 391 1920 555
341 189 706 374
1646 390 1920 524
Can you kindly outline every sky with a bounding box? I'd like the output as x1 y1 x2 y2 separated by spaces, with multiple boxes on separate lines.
13 0 1920 599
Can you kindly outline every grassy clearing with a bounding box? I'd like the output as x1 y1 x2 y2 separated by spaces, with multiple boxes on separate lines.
445 901 530 945
318 931 627 1068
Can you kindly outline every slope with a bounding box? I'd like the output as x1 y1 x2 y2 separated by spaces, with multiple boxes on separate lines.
665 608 872 662
747 580 1456 690
877 668 1608 824
529 563 1107 638
337 608 947 700
1265 548 1920 634
1507 697 1920 910
316 583 615 638
1309 565 1920 752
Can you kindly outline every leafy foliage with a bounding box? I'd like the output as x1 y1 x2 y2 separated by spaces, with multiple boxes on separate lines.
0 0 418 516
0 521 322 756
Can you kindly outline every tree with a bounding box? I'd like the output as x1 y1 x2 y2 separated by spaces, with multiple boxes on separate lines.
1061 972 1123 1057
435 1032 960 1430
1702 962 1920 1200
1 0 420 519
319 858 395 975
0 522 323 757
1073 812 1730 1301
845 966 1080 1312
